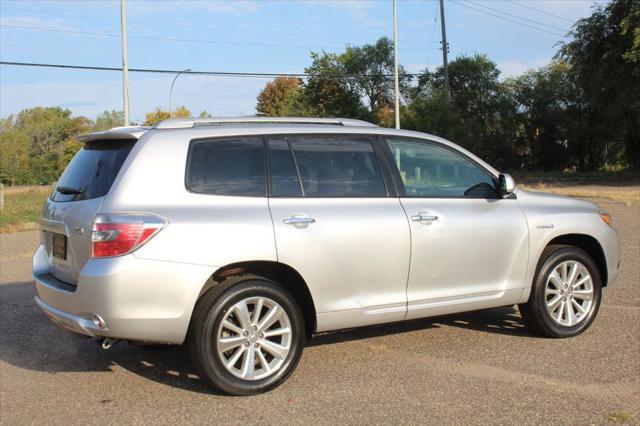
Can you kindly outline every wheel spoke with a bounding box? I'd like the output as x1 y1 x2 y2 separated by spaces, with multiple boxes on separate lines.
548 270 562 287
571 299 586 315
258 305 281 332
226 345 246 369
566 299 575 325
547 295 563 311
561 262 568 282
241 345 256 379
252 298 264 325
572 275 590 289
260 339 288 360
264 326 291 338
222 320 243 335
545 288 559 295
218 335 245 352
556 300 565 322
567 262 579 286
256 348 271 373
234 300 252 330
572 290 593 301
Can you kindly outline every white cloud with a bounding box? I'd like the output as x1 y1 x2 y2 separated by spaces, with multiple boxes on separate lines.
306 0 386 28
0 15 75 32
497 58 550 79
127 1 260 17
404 63 439 74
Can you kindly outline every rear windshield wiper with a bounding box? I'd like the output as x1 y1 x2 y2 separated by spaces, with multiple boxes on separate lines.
56 185 84 195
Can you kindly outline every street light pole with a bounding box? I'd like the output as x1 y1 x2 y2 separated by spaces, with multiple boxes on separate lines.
393 0 400 129
120 0 129 126
169 69 191 119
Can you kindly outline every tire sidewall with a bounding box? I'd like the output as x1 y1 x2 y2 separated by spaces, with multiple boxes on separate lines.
197 280 305 395
533 247 602 337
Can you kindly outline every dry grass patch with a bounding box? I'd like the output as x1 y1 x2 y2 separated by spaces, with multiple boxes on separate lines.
521 184 640 205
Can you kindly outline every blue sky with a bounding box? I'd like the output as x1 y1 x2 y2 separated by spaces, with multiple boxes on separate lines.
0 0 607 123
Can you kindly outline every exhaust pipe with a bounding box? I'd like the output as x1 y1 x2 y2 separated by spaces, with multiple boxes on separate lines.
99 337 119 350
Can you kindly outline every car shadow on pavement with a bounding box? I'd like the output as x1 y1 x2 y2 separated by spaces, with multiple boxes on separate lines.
308 305 536 347
1 281 535 396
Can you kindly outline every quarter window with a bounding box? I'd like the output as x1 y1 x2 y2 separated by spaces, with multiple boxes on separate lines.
187 137 266 196
385 138 498 198
286 136 386 197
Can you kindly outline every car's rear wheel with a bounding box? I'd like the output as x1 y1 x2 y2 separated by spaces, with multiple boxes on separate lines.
519 245 602 338
188 276 305 395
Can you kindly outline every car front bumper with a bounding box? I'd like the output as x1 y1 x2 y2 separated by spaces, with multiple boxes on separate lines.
33 244 214 344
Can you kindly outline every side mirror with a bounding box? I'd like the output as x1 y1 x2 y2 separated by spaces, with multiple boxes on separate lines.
498 174 516 196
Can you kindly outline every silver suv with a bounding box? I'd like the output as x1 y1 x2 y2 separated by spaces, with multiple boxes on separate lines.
34 117 619 395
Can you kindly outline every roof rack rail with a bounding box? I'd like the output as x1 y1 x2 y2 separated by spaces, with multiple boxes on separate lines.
154 116 377 129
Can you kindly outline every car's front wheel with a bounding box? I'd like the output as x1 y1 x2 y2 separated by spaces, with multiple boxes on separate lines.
188 276 305 395
519 245 602 338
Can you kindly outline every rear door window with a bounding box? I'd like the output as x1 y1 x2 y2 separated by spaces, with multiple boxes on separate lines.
186 137 267 196
285 135 386 197
52 140 135 202
268 138 303 196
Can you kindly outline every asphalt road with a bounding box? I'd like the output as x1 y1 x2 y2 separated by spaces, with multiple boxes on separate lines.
1 199 638 425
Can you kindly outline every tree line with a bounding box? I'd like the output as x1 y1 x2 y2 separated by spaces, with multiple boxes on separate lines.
256 0 639 172
0 0 637 185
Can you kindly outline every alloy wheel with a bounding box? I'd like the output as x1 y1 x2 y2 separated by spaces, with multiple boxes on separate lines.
544 260 594 327
216 296 292 381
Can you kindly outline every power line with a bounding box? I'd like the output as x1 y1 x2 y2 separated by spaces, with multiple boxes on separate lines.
0 60 418 79
465 0 569 32
449 1 565 37
0 23 438 52
0 60 530 90
506 0 574 23
426 0 440 66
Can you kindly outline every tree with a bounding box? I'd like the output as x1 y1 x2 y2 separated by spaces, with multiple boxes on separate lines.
559 0 640 168
256 77 309 117
404 55 518 168
303 51 368 120
94 110 124 131
0 107 93 184
143 106 190 126
342 37 411 122
0 127 31 185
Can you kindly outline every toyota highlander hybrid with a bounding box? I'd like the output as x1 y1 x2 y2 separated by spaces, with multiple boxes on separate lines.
33 117 619 395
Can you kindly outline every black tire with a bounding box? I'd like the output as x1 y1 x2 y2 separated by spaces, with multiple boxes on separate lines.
519 245 602 338
188 275 305 395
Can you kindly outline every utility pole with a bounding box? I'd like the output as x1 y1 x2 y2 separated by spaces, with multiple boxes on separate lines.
439 0 450 104
120 0 130 126
393 0 400 129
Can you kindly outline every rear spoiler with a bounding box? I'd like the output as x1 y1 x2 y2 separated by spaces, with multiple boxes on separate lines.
76 126 150 143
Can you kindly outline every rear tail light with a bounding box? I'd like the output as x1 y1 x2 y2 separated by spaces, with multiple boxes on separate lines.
91 214 166 258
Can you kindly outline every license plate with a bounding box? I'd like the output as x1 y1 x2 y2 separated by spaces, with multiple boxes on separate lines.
52 233 67 260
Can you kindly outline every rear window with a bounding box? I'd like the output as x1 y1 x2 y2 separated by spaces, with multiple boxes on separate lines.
51 140 135 202
186 137 266 196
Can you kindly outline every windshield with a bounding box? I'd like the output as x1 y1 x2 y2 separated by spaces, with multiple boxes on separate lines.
51 140 135 202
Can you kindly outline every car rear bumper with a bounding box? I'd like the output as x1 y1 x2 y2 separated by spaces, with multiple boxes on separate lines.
33 244 215 344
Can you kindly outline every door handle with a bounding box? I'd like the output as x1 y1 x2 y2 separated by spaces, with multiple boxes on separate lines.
411 213 439 223
283 215 316 227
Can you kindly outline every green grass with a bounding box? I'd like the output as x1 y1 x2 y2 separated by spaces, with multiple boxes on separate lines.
0 187 50 233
